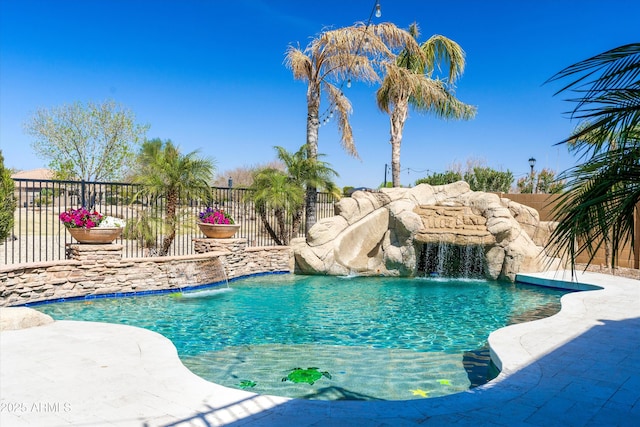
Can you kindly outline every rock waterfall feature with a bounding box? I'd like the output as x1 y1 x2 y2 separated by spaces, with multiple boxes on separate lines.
292 182 559 281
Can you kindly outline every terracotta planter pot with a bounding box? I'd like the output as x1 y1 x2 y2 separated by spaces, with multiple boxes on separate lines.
197 222 240 238
66 227 123 244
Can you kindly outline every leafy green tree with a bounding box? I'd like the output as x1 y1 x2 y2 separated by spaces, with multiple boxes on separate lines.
463 167 513 193
536 169 565 194
0 150 16 240
545 43 640 268
416 167 511 192
34 188 53 207
131 139 215 256
415 170 462 186
516 175 534 194
285 22 419 233
25 100 148 181
517 168 564 194
377 23 476 187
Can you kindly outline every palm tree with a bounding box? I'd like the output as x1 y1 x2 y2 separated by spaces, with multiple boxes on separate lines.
247 145 339 245
285 22 420 232
249 168 303 245
278 144 341 236
545 43 640 269
376 23 476 187
131 138 215 255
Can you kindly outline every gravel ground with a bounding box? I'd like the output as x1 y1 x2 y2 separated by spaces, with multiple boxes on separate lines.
576 264 640 280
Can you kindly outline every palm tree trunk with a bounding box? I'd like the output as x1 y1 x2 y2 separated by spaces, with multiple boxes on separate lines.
160 190 178 256
259 210 283 246
291 208 303 242
275 208 288 245
304 85 321 234
389 100 409 187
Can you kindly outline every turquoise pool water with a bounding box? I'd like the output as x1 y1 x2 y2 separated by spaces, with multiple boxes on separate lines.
35 274 569 401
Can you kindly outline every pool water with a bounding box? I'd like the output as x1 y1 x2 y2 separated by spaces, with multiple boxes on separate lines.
35 274 569 401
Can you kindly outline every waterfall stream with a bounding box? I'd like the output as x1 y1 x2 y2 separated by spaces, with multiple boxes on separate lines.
417 242 486 278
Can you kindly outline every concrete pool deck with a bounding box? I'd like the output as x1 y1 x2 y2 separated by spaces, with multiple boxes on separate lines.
1 270 639 426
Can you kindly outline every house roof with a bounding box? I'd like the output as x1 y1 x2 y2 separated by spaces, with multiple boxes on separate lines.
11 168 54 180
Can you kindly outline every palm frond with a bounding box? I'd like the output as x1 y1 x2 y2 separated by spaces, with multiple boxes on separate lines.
324 82 357 157
284 45 313 82
320 51 380 84
421 34 466 83
410 77 476 119
370 22 423 58
547 43 640 147
548 146 640 268
547 43 640 98
378 64 475 119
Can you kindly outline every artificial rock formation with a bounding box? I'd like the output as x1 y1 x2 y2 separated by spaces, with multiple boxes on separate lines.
292 182 559 281
0 307 54 331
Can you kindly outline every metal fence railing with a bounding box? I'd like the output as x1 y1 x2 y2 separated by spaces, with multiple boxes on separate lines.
2 179 337 265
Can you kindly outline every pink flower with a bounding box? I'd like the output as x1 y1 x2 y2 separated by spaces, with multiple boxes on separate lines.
59 207 104 229
198 207 234 225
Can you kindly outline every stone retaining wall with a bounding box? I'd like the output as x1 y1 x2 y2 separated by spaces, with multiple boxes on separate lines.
0 239 291 307
193 238 293 279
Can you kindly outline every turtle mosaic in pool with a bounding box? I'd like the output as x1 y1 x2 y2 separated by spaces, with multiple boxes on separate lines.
34 274 571 401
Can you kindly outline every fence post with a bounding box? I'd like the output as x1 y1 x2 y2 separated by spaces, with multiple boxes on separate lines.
81 180 86 208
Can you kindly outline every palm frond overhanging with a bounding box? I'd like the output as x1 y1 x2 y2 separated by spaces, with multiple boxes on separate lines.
546 43 640 269
547 43 640 156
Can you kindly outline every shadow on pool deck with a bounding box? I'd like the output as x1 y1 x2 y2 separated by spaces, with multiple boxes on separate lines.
155 317 640 426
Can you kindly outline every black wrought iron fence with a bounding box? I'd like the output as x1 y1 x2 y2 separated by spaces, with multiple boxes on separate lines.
1 179 337 265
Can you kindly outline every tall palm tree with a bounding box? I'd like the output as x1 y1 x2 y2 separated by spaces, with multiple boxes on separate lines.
545 43 640 269
131 138 215 255
376 23 476 187
285 22 421 232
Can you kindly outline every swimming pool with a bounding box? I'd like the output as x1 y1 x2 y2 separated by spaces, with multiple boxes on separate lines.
35 274 570 401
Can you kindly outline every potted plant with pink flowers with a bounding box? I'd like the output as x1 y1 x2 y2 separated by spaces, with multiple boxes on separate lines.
59 207 125 243
197 207 240 238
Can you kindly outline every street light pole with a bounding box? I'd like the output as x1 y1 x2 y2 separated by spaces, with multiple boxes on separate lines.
384 163 388 188
528 157 536 194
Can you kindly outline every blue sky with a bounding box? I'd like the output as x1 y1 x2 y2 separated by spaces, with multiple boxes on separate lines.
1 0 638 188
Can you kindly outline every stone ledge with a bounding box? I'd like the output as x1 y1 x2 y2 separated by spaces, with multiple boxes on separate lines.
0 260 80 274
69 244 123 250
126 251 228 263
246 246 291 252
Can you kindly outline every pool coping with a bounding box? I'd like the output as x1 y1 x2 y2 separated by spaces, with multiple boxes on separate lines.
1 269 639 426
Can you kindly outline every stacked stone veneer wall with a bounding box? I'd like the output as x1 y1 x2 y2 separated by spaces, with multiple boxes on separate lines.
0 239 291 307
192 238 292 279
